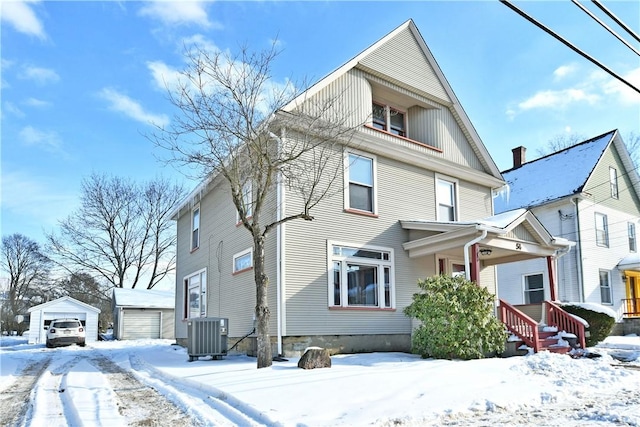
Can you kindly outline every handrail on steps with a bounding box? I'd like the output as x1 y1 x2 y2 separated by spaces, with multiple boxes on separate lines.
499 299 540 352
544 300 586 349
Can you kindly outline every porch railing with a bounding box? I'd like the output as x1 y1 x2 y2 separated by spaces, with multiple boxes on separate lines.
499 299 540 352
544 300 586 349
622 298 640 317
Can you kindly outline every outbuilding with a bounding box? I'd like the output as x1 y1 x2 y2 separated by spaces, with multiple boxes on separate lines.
112 288 175 340
27 296 101 345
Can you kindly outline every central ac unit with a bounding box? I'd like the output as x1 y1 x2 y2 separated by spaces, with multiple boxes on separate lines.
186 317 228 361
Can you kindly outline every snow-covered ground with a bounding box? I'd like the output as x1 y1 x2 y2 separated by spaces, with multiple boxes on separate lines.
1 335 639 426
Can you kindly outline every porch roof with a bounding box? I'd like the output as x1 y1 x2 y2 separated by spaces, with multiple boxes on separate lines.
618 253 640 271
401 209 574 266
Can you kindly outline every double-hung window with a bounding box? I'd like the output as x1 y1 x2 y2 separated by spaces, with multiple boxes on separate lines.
233 248 253 274
595 213 609 247
237 181 253 223
629 222 637 252
436 176 458 221
523 273 544 304
372 102 406 137
346 152 376 214
191 206 200 251
329 242 394 309
184 269 206 319
599 269 612 304
610 167 619 199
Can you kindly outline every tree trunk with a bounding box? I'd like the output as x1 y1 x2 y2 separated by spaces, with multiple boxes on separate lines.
254 235 272 368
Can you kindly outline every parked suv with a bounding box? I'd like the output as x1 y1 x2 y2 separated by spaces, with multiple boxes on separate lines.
46 318 86 348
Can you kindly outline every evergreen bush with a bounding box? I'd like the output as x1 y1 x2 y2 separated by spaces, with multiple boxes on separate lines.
560 304 615 347
404 275 506 360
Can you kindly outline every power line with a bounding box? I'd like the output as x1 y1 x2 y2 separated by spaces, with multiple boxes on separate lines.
591 0 640 44
499 0 640 95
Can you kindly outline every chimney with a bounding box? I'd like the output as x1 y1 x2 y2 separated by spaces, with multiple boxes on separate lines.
512 146 526 169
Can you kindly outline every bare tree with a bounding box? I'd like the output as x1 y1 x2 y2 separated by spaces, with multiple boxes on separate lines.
59 273 113 329
536 133 586 157
152 42 358 368
626 132 639 169
0 234 51 334
47 174 185 290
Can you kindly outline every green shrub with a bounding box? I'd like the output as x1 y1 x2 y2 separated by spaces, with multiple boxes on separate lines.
404 275 506 360
559 304 615 347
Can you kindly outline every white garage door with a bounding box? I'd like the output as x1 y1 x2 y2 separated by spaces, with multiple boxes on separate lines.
123 311 161 339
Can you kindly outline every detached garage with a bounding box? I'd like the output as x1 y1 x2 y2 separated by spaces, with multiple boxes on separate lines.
27 296 101 345
112 288 175 340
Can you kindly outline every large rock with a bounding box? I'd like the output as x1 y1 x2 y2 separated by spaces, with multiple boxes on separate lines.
297 347 331 369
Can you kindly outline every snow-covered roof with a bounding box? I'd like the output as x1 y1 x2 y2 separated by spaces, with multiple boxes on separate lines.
619 253 640 270
112 288 175 309
28 296 101 313
495 130 616 213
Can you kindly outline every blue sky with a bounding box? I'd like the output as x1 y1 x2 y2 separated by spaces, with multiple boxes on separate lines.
2 1 639 246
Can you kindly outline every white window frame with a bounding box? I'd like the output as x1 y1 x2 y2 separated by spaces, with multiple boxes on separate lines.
599 269 612 305
372 102 407 137
184 268 206 319
344 151 378 214
236 181 253 224
233 248 253 274
191 205 200 251
595 212 609 247
327 240 395 309
523 272 544 304
435 174 459 222
610 167 619 199
629 222 637 252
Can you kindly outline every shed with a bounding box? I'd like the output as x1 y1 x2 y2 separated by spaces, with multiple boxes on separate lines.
27 296 101 345
112 288 175 340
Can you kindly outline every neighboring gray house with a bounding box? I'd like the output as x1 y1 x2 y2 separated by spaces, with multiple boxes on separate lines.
495 130 640 330
171 20 574 357
27 296 101 345
112 288 175 340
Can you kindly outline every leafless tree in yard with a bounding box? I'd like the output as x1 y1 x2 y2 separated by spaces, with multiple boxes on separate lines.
0 233 51 334
537 131 639 168
152 42 359 368
46 173 185 290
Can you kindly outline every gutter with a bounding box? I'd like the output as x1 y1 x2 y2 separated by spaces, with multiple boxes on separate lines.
572 197 585 302
463 229 487 281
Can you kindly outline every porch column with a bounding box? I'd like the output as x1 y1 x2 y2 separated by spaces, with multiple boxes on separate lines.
547 256 557 301
470 243 480 283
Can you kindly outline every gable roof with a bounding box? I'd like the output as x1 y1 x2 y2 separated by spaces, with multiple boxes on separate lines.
494 130 633 212
112 288 175 309
28 296 101 313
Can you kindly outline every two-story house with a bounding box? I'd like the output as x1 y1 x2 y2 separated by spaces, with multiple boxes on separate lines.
171 20 575 357
495 130 640 333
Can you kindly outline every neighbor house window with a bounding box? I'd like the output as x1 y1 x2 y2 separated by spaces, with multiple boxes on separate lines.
595 213 609 247
328 242 394 309
372 102 406 137
191 206 200 251
236 181 253 223
629 222 637 252
233 248 253 274
610 167 619 199
346 152 376 214
436 176 458 221
524 273 544 304
599 269 612 304
184 269 206 319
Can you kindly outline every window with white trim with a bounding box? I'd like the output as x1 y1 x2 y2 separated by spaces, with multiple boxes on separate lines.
191 206 200 251
329 242 394 309
523 273 544 304
184 269 206 319
629 222 637 252
436 176 458 221
237 181 253 223
372 102 406 137
610 167 619 199
595 213 609 247
233 248 253 274
346 152 376 213
599 269 612 304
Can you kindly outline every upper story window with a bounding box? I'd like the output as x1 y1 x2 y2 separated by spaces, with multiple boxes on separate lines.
184 269 206 319
610 167 619 199
345 152 377 214
436 176 458 222
237 181 253 224
191 206 200 251
629 222 637 252
233 248 253 274
595 212 609 247
329 242 394 309
372 102 406 137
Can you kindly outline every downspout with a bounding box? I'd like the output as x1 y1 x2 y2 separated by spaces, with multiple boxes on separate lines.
572 197 585 302
271 131 285 357
464 229 487 282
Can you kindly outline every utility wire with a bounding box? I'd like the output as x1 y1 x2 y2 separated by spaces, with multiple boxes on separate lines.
571 0 640 56
591 0 640 43
500 0 640 95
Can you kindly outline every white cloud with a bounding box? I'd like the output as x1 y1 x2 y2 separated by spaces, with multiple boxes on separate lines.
23 97 51 108
147 60 184 92
518 88 600 111
602 67 640 105
138 1 215 28
19 125 65 155
3 101 25 118
553 63 577 80
0 0 46 40
19 65 60 85
99 87 169 127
